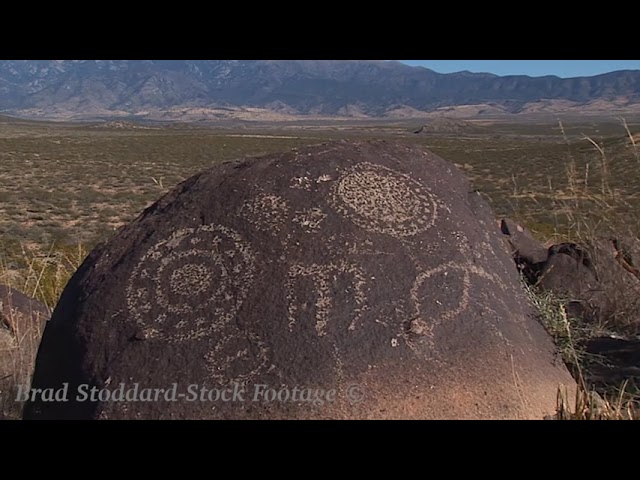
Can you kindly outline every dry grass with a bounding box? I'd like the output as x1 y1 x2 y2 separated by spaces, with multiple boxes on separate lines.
557 382 639 420
619 116 639 164
0 123 324 249
0 293 48 420
1 240 89 310
525 284 639 419
1 116 639 420
522 120 640 419
0 242 84 419
573 138 639 334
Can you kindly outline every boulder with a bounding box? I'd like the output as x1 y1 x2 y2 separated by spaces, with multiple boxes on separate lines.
0 285 49 339
24 140 575 420
587 238 640 328
537 244 599 296
583 336 640 394
500 218 549 265
500 218 549 283
536 240 640 329
0 285 49 418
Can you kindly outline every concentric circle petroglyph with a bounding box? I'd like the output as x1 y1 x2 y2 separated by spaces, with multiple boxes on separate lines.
126 224 256 343
328 162 438 237
169 264 212 296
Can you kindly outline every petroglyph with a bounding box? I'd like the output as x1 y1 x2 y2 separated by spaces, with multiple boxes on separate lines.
170 264 212 296
404 261 501 360
341 238 398 257
204 330 271 384
292 208 328 233
286 259 368 337
316 174 333 183
240 193 290 233
26 141 578 420
286 258 371 389
290 176 312 191
456 231 510 291
469 225 503 264
332 342 345 386
328 162 439 237
126 224 256 343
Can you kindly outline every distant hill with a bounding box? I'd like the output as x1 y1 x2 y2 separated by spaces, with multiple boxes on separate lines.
413 118 489 134
1 60 639 120
0 114 18 122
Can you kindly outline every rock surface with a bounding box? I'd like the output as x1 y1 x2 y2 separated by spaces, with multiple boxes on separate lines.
500 218 549 265
0 285 49 415
537 244 599 296
584 336 640 392
500 218 550 283
528 239 640 329
500 219 640 399
24 140 575 420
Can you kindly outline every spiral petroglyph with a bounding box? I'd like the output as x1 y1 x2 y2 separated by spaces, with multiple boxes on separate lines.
328 162 439 237
126 224 256 343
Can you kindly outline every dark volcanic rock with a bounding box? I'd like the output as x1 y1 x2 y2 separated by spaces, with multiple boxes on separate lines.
536 240 640 329
501 219 549 265
536 245 602 322
538 245 599 296
500 218 550 283
0 285 49 333
584 336 640 393
0 285 49 395
24 140 575 420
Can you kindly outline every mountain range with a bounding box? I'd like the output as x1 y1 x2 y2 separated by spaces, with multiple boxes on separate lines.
1 60 639 120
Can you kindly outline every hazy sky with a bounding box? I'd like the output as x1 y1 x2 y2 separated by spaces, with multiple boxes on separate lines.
399 60 640 78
